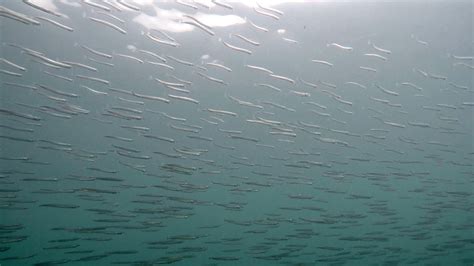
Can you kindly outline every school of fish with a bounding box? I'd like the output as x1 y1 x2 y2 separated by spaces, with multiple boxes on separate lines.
0 0 473 265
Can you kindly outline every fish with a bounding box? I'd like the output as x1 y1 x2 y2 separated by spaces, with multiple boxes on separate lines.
88 17 127 34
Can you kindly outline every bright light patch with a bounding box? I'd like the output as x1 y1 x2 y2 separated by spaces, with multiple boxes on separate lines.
129 0 155 6
127 45 137 52
29 0 61 13
194 13 246 28
133 7 192 33
59 0 81 8
233 0 308 8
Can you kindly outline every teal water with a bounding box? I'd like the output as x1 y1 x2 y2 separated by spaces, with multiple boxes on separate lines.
0 1 473 265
